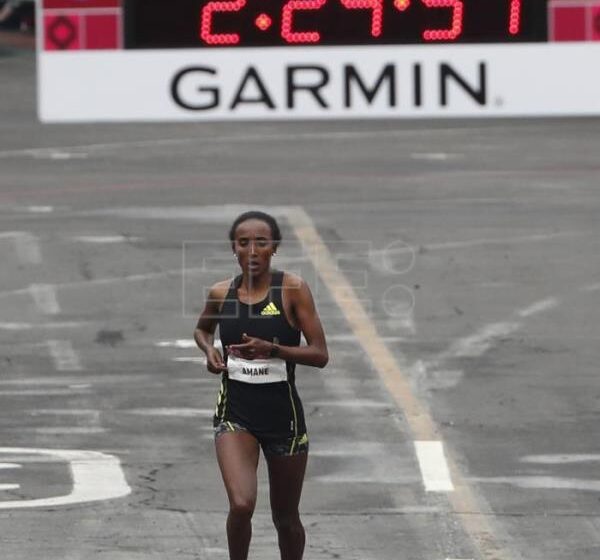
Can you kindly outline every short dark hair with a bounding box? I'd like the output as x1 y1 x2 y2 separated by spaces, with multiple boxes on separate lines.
229 211 281 250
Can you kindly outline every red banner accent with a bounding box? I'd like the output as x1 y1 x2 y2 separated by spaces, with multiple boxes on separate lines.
549 1 600 42
551 7 586 41
44 14 81 50
86 14 119 49
44 0 120 9
593 6 600 40
44 11 120 50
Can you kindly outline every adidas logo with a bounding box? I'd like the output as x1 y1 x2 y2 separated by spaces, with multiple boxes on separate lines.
260 302 281 316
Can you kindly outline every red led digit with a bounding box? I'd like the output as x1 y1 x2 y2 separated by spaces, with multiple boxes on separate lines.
508 0 521 35
421 0 463 41
200 0 246 45
281 0 327 43
340 0 384 37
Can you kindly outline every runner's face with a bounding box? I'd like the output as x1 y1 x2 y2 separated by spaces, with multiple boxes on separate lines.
233 220 275 276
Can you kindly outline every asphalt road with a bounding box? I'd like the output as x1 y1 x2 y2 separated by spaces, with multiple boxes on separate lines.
1 45 600 560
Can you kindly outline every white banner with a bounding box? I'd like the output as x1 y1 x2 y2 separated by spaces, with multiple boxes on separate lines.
37 43 600 122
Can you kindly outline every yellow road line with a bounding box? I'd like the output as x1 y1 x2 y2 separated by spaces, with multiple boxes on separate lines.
285 205 512 560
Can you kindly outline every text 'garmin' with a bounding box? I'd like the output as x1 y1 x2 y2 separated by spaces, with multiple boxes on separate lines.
171 62 488 112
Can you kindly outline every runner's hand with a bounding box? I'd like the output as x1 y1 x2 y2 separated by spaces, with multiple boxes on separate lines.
227 333 272 360
205 347 228 374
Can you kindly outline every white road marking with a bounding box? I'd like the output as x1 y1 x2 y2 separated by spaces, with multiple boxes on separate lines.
71 235 142 243
418 230 588 251
439 321 521 360
411 152 463 161
326 333 407 343
0 322 42 330
0 388 91 396
1 206 57 214
312 474 419 484
520 454 600 464
415 293 565 391
34 151 89 160
310 399 390 408
189 426 217 434
201 548 229 557
157 339 203 348
26 206 55 213
195 425 216 432
0 227 588 301
173 356 206 363
2 379 89 386
29 284 60 315
470 476 600 492
311 443 420 484
125 408 214 417
0 127 512 160
47 340 82 371
316 374 368 396
386 314 416 334
0 463 22 469
0 321 91 330
581 283 600 292
0 448 131 509
290 206 499 545
0 375 150 386
517 298 559 317
85 204 275 222
0 231 41 264
12 427 107 434
0 484 20 490
0 269 187 298
414 441 455 492
2 267 223 300
285 202 592 558
0 269 194 300
419 366 465 390
23 409 104 434
177 371 221 384
28 408 100 415
310 441 394 457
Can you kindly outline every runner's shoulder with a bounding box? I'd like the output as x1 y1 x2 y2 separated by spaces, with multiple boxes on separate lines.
208 278 235 306
281 270 308 301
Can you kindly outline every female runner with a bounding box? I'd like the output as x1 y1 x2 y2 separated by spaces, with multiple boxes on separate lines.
194 210 328 560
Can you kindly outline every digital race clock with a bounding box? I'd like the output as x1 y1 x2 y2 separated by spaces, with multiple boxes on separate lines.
37 0 600 122
124 0 547 48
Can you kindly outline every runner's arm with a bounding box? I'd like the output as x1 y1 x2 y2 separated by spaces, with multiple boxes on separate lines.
276 278 328 368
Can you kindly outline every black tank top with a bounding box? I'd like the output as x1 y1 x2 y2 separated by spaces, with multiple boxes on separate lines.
214 269 306 439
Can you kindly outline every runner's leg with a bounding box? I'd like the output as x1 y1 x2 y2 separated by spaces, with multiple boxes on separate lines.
265 452 308 560
216 431 260 560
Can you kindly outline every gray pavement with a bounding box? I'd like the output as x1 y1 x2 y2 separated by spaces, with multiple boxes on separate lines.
1 47 600 560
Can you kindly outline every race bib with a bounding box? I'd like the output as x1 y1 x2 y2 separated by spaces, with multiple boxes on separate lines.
227 355 288 384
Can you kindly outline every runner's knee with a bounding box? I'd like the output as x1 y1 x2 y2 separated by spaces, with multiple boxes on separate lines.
272 510 301 531
229 497 255 520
